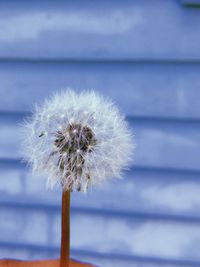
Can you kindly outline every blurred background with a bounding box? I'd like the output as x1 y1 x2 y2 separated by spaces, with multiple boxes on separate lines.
0 0 200 266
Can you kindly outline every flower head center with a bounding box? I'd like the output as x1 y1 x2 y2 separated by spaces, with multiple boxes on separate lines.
54 123 96 155
53 123 97 190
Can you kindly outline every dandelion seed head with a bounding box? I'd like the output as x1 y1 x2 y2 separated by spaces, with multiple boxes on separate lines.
23 89 134 192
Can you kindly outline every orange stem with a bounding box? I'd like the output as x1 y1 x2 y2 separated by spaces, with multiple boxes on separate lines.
60 190 70 267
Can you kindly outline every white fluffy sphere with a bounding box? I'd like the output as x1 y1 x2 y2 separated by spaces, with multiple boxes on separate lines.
23 90 134 192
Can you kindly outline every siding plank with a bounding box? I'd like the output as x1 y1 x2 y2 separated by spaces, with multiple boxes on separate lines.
67 214 200 261
0 207 48 245
0 0 200 59
0 62 200 118
1 167 200 220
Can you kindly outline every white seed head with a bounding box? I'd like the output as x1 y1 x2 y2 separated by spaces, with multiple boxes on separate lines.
23 90 134 192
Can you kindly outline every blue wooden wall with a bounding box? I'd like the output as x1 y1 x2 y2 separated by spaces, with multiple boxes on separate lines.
0 1 200 266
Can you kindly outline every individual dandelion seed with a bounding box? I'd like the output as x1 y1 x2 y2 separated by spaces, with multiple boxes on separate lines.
22 89 134 267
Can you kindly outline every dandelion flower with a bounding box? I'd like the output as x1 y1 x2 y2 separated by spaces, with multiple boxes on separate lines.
23 90 134 192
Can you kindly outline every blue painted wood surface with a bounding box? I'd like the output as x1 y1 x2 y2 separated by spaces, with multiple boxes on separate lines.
1 61 200 118
0 0 200 60
0 1 200 267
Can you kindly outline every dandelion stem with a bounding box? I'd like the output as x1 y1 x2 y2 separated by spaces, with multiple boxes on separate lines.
60 190 70 267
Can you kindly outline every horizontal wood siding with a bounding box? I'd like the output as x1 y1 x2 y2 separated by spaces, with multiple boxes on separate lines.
0 1 200 266
0 61 200 119
0 1 200 60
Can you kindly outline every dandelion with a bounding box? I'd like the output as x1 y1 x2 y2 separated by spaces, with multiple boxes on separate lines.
23 89 134 267
23 90 133 192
